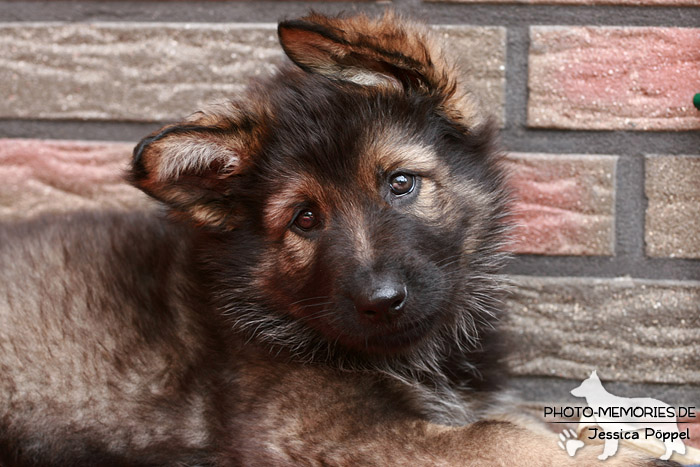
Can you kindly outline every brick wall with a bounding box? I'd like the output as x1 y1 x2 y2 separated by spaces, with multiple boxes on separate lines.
0 0 698 409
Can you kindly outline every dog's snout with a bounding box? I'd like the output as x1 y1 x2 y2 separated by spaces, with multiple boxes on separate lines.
355 280 407 324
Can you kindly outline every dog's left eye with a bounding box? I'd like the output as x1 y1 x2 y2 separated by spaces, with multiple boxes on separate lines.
389 173 415 196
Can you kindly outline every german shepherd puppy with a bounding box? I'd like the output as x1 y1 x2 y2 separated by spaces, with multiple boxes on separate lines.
0 12 671 466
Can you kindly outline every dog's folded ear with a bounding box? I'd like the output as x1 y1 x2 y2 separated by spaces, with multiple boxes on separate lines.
130 103 263 228
278 11 482 127
278 11 438 92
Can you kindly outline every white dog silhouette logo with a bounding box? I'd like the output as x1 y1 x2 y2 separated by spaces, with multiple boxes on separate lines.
570 371 686 461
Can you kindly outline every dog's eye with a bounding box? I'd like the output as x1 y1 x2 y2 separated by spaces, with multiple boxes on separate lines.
389 173 415 196
293 209 319 231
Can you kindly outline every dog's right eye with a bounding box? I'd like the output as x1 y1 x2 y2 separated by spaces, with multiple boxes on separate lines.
389 173 416 197
293 209 320 231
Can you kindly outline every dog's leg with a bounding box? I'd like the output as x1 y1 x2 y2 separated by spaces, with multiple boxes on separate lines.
235 415 673 466
231 361 678 466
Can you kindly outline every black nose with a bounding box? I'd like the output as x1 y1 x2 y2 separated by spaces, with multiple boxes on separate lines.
355 280 407 324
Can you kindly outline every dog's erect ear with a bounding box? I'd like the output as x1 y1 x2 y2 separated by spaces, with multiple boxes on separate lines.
130 103 264 228
278 11 482 127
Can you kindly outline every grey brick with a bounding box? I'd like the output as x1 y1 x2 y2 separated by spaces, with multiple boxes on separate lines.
1 23 282 122
433 26 506 126
505 276 700 384
645 155 700 259
0 23 506 124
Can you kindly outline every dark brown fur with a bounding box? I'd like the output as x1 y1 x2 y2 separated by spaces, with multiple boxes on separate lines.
0 12 673 466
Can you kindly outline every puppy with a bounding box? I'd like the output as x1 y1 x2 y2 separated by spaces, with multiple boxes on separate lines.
0 12 673 466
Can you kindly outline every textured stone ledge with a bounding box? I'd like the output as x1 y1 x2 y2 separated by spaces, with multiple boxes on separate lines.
0 23 505 125
505 153 616 256
505 276 700 385
512 376 700 407
528 27 700 131
645 155 700 259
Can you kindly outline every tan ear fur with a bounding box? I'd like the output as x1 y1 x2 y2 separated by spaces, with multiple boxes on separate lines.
277 11 482 128
131 102 263 228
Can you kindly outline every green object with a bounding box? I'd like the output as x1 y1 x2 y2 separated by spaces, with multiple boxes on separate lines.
694 93 700 111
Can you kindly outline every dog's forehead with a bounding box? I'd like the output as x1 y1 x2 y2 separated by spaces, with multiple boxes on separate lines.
267 73 441 158
361 127 442 175
288 109 443 175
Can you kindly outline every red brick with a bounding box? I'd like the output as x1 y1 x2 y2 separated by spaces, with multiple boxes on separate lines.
505 153 617 256
0 139 151 220
645 155 700 258
528 27 700 131
0 142 619 257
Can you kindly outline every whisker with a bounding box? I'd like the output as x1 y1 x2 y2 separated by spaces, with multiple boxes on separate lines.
297 301 335 310
289 295 332 307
